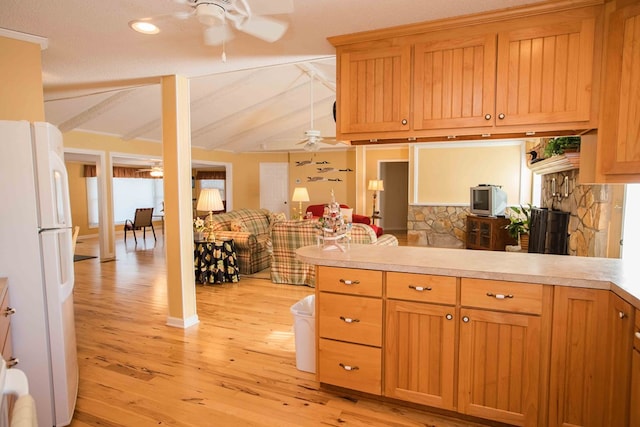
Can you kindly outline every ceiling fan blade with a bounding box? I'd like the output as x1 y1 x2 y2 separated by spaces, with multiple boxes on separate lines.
249 0 295 15
203 24 235 46
237 15 288 43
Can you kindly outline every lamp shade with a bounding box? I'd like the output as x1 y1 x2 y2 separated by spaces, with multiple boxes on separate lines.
291 187 310 202
196 188 224 212
368 179 384 191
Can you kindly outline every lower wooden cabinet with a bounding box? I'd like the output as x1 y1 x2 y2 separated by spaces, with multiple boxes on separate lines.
606 293 634 427
631 309 640 426
384 300 455 409
548 287 610 427
458 308 542 426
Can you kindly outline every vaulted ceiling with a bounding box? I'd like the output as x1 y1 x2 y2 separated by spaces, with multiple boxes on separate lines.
1 0 540 160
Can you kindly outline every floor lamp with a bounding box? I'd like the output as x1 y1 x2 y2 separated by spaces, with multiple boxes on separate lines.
196 188 224 241
368 179 384 222
291 187 310 220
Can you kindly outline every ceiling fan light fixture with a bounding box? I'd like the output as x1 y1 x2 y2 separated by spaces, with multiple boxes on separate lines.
129 20 160 35
303 141 320 152
196 3 225 26
150 169 163 177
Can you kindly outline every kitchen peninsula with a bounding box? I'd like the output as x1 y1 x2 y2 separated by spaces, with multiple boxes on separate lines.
297 244 640 427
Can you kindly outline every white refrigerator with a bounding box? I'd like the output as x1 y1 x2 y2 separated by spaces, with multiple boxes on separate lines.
0 120 78 426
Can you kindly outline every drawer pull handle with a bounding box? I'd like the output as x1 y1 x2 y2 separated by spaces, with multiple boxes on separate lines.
339 279 360 285
7 357 19 368
339 363 359 371
486 292 513 299
635 332 640 340
2 307 16 317
409 285 432 292
339 316 360 324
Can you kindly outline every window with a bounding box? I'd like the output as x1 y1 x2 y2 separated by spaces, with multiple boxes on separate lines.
199 179 226 200
86 177 164 226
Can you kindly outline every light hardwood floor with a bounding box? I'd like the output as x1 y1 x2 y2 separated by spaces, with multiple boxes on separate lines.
69 233 496 427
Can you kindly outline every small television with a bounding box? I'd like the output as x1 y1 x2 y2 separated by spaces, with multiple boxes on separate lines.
470 185 508 217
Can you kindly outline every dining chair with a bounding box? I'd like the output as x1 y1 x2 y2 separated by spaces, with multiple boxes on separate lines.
124 207 156 244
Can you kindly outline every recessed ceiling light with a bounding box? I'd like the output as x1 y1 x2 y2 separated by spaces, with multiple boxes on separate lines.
129 20 160 35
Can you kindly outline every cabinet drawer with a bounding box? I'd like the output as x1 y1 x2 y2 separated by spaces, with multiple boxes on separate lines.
635 309 640 351
461 278 543 315
387 272 456 304
317 266 382 297
318 338 381 395
318 293 382 346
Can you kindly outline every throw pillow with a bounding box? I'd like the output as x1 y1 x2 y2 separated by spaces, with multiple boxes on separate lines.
340 208 353 223
269 212 287 224
230 220 248 232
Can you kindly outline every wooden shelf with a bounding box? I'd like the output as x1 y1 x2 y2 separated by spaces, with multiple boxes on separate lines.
528 152 580 175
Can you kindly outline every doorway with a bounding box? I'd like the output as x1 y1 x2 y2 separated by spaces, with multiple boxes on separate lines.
379 161 409 231
260 162 289 215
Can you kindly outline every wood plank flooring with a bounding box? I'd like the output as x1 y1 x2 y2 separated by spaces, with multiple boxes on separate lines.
69 233 495 427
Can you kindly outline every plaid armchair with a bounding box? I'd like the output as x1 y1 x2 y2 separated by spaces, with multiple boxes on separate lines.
269 219 398 287
208 208 273 275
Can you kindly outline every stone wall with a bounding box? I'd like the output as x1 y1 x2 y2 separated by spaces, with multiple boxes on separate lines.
407 206 469 248
539 169 614 257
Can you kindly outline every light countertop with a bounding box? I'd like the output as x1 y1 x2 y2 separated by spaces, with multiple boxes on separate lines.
296 245 640 309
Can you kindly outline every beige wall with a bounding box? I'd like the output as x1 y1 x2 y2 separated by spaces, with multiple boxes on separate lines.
0 36 44 121
288 150 356 216
363 146 410 217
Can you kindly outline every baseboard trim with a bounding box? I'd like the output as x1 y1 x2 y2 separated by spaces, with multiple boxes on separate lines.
166 314 200 329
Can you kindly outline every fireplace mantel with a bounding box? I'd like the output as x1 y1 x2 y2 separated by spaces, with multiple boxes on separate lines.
528 152 580 175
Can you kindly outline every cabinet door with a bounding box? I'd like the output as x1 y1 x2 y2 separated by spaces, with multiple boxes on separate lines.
631 349 640 427
458 308 541 426
495 16 595 126
606 293 633 426
598 2 640 177
338 46 411 134
466 217 480 248
413 34 496 130
385 300 455 409
548 287 609 427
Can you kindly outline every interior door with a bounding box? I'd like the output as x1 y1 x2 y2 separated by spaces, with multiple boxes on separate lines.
260 162 289 215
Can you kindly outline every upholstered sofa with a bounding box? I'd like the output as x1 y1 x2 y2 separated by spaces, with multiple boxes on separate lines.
270 219 398 287
305 204 383 237
208 208 273 275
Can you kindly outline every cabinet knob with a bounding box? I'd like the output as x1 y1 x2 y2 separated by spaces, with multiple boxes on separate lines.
6 357 19 368
635 332 640 340
446 313 453 320
498 113 505 120
339 316 360 324
619 311 627 319
339 363 359 372
408 285 432 292
2 307 15 317
339 279 360 285
462 316 470 323
401 119 408 125
484 113 492 120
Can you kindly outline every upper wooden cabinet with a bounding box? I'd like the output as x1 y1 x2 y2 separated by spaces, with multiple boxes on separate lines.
495 17 596 127
413 34 496 130
330 1 602 142
338 46 411 134
596 0 640 181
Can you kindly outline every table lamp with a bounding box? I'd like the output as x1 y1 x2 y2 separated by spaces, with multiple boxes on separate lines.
367 179 384 220
196 188 224 241
291 187 310 220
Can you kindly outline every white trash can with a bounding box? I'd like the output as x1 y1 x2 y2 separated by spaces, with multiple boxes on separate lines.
290 294 316 373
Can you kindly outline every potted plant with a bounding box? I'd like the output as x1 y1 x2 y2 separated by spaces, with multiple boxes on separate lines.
193 217 206 241
543 136 581 157
505 204 531 250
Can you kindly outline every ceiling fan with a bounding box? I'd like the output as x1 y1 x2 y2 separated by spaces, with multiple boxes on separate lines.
130 0 293 53
137 161 164 177
297 73 342 152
